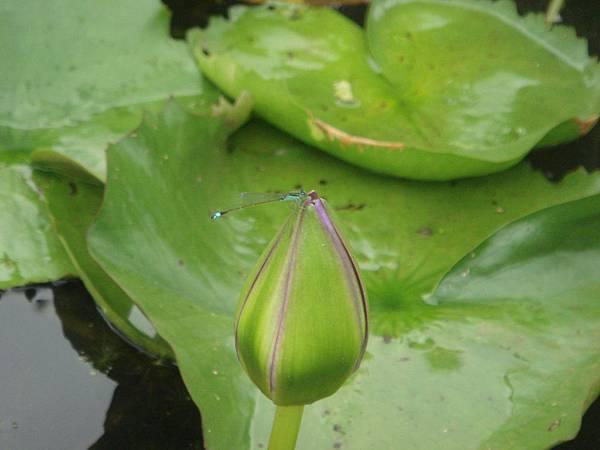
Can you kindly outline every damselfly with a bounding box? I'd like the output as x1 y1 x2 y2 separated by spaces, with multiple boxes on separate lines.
210 189 308 220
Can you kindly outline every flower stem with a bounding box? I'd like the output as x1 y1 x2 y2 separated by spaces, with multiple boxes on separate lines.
268 405 305 450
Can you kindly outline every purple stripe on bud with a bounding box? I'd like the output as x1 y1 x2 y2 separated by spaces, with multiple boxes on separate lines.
234 218 290 361
309 191 368 365
268 203 307 396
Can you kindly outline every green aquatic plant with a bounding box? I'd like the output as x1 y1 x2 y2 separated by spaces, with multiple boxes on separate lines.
1 0 600 449
191 0 600 180
225 190 368 448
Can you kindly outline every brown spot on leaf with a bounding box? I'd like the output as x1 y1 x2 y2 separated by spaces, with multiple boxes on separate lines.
289 8 302 20
418 227 433 237
574 116 598 135
335 203 365 211
548 418 561 431
68 182 78 196
309 114 406 151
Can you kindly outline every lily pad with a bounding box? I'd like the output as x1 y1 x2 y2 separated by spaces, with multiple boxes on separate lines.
191 0 600 180
0 165 73 289
426 194 600 449
0 0 218 182
88 101 600 449
34 172 173 359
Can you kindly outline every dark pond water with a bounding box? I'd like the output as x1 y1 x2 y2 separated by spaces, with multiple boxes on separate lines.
2 0 600 449
0 282 202 450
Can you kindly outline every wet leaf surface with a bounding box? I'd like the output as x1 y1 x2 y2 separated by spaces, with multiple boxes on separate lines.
426 194 600 449
191 0 600 180
0 0 219 291
0 0 218 182
87 102 600 449
0 165 73 289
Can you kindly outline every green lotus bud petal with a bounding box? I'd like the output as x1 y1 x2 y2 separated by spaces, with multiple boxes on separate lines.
235 191 368 406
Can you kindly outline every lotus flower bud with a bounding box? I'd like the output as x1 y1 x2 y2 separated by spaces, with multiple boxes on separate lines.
234 191 368 406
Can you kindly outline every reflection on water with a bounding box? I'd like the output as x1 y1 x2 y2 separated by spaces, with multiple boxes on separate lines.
0 281 202 450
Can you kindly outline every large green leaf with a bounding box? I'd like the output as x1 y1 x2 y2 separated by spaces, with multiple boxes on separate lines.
0 0 219 290
190 0 600 180
88 102 600 449
0 165 74 289
426 194 600 449
33 171 173 359
0 0 218 182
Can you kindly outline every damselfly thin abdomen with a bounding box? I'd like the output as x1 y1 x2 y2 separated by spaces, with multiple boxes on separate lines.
210 190 307 220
